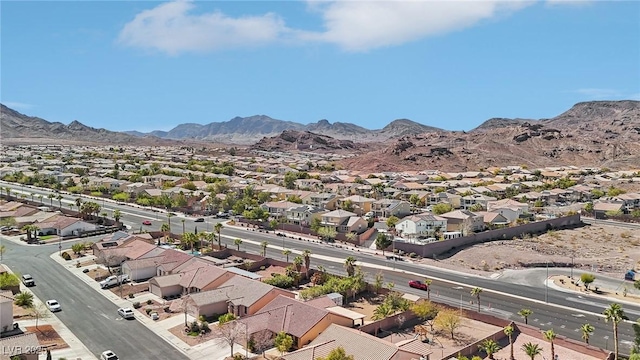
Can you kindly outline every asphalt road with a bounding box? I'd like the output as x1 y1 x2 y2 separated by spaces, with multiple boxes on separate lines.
1 238 188 360
3 181 640 355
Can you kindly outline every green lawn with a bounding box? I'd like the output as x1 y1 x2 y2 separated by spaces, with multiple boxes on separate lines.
39 235 56 240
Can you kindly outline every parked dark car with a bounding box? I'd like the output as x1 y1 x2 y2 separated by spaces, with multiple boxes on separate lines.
194 218 205 222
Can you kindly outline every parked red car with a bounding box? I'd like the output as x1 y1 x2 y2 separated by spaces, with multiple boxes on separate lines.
409 280 429 291
142 220 152 226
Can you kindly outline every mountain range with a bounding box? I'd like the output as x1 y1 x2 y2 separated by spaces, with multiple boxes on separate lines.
1 100 639 171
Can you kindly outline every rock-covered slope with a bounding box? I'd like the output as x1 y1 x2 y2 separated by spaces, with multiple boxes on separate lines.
252 130 369 153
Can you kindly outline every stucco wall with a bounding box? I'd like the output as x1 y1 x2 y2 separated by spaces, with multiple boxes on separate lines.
394 214 582 258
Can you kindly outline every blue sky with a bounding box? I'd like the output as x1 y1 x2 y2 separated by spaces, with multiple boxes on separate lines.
2 1 639 133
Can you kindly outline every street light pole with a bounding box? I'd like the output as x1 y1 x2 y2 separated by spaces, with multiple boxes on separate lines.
570 255 574 280
545 261 549 303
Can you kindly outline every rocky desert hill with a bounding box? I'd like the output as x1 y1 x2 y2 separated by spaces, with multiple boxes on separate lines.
338 101 640 171
252 130 369 153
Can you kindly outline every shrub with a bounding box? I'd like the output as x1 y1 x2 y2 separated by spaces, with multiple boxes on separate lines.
164 306 170 313
146 299 153 305
14 291 34 307
263 274 295 289
128 293 135 299
145 308 152 315
0 273 20 289
200 321 210 333
132 302 141 309
61 252 71 261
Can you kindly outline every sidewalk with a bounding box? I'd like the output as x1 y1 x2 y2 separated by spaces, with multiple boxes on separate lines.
3 265 97 360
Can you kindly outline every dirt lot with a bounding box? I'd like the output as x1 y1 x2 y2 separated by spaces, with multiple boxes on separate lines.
344 292 384 322
136 299 177 321
12 304 34 320
109 283 150 298
168 322 220 346
25 325 69 350
414 223 640 278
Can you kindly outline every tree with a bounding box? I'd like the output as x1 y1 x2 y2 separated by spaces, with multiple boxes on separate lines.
218 312 237 325
302 250 311 279
604 303 626 360
260 241 269 256
274 331 293 355
432 203 453 215
234 238 243 251
0 244 5 263
47 193 55 206
214 222 224 249
519 308 533 325
214 320 245 357
71 243 85 255
581 273 596 290
411 300 439 323
282 249 292 262
113 209 122 223
478 338 501 360
434 308 461 339
56 194 63 209
182 232 198 252
344 256 357 277
181 219 186 234
14 291 34 307
504 325 515 360
543 329 556 360
372 302 393 320
375 233 392 255
316 346 355 360
269 219 279 232
373 272 384 294
470 287 483 312
423 278 433 300
317 226 337 242
521 342 542 360
30 303 50 329
386 216 400 229
581 323 594 344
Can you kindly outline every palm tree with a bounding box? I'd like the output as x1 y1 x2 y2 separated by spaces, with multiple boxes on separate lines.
75 197 82 208
260 241 269 256
48 193 55 206
214 222 224 249
519 309 533 325
344 256 357 277
580 323 594 344
371 302 393 320
478 339 501 360
56 194 63 209
167 213 173 232
470 287 483 312
113 209 122 223
604 303 625 360
521 342 542 360
543 329 556 360
293 256 303 273
504 325 515 360
38 194 43 204
234 238 243 251
302 249 311 279
182 232 198 252
424 278 432 300
181 219 186 234
282 249 292 262
30 192 36 202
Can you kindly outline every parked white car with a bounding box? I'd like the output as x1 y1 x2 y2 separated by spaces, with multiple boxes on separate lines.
100 274 130 289
100 350 119 360
117 307 135 319
46 299 61 312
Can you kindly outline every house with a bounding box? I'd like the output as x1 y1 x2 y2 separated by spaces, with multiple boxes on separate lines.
475 211 510 228
0 333 40 360
0 290 13 333
238 295 355 349
36 216 97 237
487 199 529 214
461 194 497 210
149 259 235 298
426 192 462 209
320 209 367 234
280 324 431 360
371 199 411 218
171 276 294 319
439 210 485 234
261 201 301 218
593 201 625 219
615 192 640 211
336 195 376 216
303 193 342 210
285 205 325 227
395 214 447 239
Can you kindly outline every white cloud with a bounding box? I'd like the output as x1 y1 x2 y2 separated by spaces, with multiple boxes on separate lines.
301 0 532 51
117 0 534 54
117 1 291 54
545 0 593 7
2 102 34 110
574 88 622 99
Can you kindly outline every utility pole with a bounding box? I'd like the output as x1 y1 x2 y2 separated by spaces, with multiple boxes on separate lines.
545 261 549 303
570 255 574 280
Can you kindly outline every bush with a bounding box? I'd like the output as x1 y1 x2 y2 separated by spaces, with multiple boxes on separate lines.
263 274 295 289
0 273 20 289
146 299 153 305
128 293 135 299
61 252 71 261
164 306 170 313
145 308 152 315
200 321 210 333
14 291 34 307
132 302 141 309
